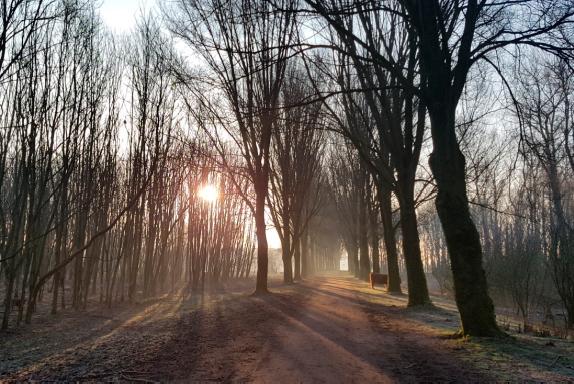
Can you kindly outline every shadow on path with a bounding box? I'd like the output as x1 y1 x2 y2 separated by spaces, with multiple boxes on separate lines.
3 274 571 382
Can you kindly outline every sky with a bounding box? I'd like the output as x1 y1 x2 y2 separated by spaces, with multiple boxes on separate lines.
99 0 154 33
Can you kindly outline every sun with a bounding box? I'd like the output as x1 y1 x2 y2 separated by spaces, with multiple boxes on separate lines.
198 184 218 202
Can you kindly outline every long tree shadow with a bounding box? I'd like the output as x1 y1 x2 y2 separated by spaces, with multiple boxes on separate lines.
257 282 491 382
134 289 311 382
311 276 469 326
306 276 574 380
467 335 574 378
302 282 457 324
1 296 186 381
8 276 570 382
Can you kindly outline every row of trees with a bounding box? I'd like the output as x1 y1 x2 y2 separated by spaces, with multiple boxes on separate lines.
0 2 262 329
1 0 573 338
334 50 574 330
164 0 334 290
0 0 334 329
298 0 574 336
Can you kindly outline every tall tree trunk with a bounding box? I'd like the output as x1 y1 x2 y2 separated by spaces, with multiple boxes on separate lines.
368 181 380 274
293 237 301 280
428 105 500 336
376 182 401 293
359 186 370 280
281 211 293 284
2 272 15 330
254 179 269 294
398 175 430 305
348 242 359 276
301 229 309 277
369 210 380 274
281 241 293 284
51 217 66 315
546 160 574 328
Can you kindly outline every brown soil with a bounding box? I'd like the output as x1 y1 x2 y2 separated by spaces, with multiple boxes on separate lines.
1 273 573 382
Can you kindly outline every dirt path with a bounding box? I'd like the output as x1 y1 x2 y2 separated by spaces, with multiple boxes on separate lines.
2 273 573 382
245 277 486 383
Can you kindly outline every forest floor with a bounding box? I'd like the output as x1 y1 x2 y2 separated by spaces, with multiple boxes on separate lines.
1 272 574 383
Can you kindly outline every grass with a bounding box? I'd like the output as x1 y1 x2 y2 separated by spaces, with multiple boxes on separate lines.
358 279 574 381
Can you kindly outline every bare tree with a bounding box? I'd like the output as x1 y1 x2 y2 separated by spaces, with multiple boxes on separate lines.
297 1 428 299
303 0 574 336
516 55 574 327
268 65 324 283
164 0 298 293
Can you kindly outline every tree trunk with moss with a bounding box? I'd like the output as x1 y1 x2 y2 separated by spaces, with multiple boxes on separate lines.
428 104 500 336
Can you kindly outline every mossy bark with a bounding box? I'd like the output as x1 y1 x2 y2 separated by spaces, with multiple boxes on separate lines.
428 105 501 336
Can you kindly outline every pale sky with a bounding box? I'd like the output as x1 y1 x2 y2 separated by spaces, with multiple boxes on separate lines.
99 0 155 33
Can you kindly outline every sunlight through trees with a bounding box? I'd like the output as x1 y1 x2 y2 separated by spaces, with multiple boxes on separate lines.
1 0 573 346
